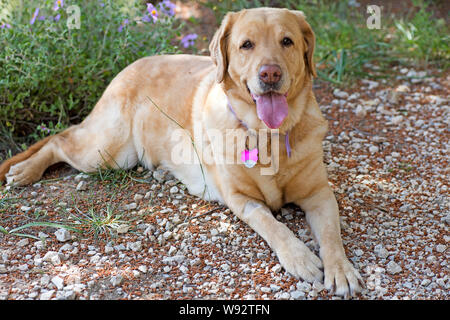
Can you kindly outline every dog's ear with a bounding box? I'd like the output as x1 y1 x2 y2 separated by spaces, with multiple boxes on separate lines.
292 10 317 78
209 12 235 83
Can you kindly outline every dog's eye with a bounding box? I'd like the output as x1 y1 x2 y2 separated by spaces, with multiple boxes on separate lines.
240 40 254 50
281 37 294 47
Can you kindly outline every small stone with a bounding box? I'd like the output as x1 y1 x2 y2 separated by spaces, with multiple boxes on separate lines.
395 84 410 92
17 238 29 247
138 265 148 273
153 169 166 183
436 244 446 253
163 266 171 273
127 241 142 252
43 251 63 265
374 245 390 259
57 290 76 300
361 79 379 90
123 203 137 211
355 105 367 118
387 90 400 104
134 194 144 202
210 229 219 236
270 284 281 292
76 181 87 191
54 228 71 242
116 224 129 234
110 275 123 287
39 290 55 300
51 276 64 290
168 246 177 255
421 279 431 287
74 173 89 182
354 249 364 257
290 290 306 299
179 265 188 273
144 191 152 199
20 206 32 212
386 261 402 274
369 146 379 154
271 264 282 274
333 89 349 99
169 186 179 194
105 245 114 254
260 287 271 293
18 264 28 271
390 115 403 125
278 292 291 300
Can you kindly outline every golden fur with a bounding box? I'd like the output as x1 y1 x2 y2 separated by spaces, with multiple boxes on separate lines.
0 8 364 296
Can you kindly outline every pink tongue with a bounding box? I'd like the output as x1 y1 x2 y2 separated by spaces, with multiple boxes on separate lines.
254 93 289 129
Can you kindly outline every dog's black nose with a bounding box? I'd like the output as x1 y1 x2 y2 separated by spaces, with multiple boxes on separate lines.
259 64 282 85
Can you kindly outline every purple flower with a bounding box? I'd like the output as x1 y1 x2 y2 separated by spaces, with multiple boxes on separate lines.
53 0 64 11
30 8 40 25
180 33 198 48
159 0 176 17
0 22 11 29
145 3 158 23
118 19 129 32
54 14 61 22
38 125 51 134
38 15 46 21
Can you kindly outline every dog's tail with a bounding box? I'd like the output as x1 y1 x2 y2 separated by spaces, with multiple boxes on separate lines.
0 136 52 182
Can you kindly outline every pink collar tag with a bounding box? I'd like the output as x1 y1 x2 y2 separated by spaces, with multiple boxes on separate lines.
241 148 258 168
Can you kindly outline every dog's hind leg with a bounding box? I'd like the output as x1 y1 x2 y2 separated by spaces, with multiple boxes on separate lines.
1 98 138 186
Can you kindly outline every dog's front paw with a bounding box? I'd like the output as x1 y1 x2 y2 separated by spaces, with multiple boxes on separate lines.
276 238 323 283
323 256 365 297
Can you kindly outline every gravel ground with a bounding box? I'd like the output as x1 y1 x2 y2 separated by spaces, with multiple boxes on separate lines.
0 67 448 300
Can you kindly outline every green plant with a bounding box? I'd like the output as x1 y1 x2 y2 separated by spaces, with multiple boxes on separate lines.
70 204 127 239
0 0 182 141
394 0 449 67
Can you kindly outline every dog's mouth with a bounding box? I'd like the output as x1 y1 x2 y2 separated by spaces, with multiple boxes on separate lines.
247 85 288 129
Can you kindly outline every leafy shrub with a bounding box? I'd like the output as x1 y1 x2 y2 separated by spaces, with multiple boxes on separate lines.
0 0 182 142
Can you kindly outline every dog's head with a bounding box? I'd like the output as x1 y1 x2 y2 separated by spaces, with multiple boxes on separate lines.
210 8 316 130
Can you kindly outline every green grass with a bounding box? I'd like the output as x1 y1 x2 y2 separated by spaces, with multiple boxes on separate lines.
70 204 127 240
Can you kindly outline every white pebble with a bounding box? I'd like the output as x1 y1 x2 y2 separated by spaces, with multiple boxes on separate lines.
76 181 87 191
54 228 71 242
110 275 123 287
386 261 402 274
51 276 64 290
20 206 32 212
369 146 379 154
17 239 29 247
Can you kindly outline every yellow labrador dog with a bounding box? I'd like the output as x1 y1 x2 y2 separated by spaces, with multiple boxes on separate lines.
0 8 364 296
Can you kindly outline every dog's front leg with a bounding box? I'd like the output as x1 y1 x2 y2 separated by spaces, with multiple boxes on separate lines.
297 186 365 297
228 194 323 283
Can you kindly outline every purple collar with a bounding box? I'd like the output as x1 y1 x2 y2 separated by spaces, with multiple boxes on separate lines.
227 101 292 158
